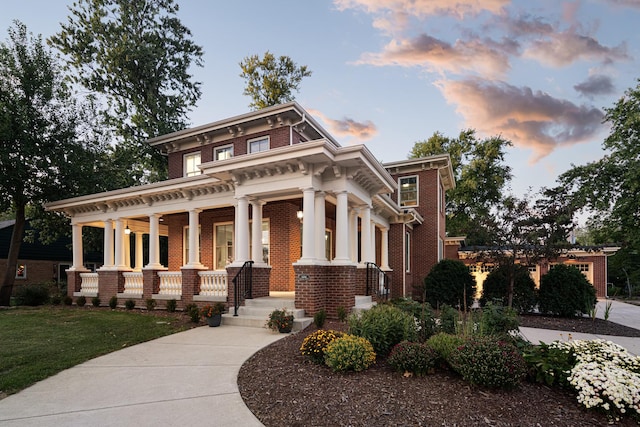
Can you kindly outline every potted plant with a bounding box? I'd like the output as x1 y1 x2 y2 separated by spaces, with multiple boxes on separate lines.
201 302 226 327
266 308 294 333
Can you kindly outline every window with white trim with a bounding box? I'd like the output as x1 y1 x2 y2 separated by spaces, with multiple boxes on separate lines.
215 144 233 160
214 222 234 270
325 229 333 261
249 220 270 264
184 152 201 177
248 136 269 154
183 225 201 265
399 176 418 207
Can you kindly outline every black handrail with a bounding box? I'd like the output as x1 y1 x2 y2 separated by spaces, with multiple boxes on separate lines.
365 262 390 301
233 260 254 316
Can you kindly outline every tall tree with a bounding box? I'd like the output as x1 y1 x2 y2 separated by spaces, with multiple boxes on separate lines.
0 21 106 305
239 51 312 110
49 0 204 185
409 129 512 245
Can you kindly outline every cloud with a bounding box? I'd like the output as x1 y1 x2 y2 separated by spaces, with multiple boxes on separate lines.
437 79 605 162
574 74 616 98
604 0 640 9
334 0 509 20
354 34 512 78
308 109 378 141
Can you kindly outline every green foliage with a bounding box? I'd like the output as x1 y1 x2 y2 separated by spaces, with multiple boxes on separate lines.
479 302 520 338
300 329 344 364
145 298 157 311
324 334 376 373
337 306 347 322
63 296 73 306
184 303 200 323
348 304 417 356
426 333 464 363
388 341 439 376
522 342 576 388
539 264 596 317
50 295 62 305
239 51 312 110
313 309 326 329
14 284 50 306
124 299 135 310
75 295 86 307
91 297 100 307
423 259 475 309
449 336 527 389
392 298 437 341
108 295 117 309
165 299 177 312
480 264 537 313
266 308 294 332
437 304 459 335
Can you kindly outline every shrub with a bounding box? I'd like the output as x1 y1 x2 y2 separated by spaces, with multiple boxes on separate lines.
50 294 62 305
348 304 417 356
539 264 596 318
388 341 438 376
145 298 157 311
184 303 200 323
392 298 436 341
324 334 376 372
124 299 135 310
426 333 464 364
91 297 101 307
166 299 177 312
108 295 118 309
522 341 576 388
479 302 519 338
479 264 537 313
437 304 459 335
448 336 527 389
63 295 73 306
300 329 344 364
14 284 50 306
75 295 86 307
423 259 475 309
313 309 326 329
336 306 347 322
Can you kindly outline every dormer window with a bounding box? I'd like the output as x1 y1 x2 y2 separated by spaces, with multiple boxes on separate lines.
215 144 234 160
184 152 201 177
398 175 418 207
248 136 269 154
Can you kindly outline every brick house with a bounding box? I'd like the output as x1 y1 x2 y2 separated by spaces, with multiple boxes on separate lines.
45 102 454 317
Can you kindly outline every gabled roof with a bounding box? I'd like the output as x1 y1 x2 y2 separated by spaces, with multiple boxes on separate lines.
383 154 456 190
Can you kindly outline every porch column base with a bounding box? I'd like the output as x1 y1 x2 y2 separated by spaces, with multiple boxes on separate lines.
66 269 88 297
294 264 357 319
98 270 127 302
143 268 165 299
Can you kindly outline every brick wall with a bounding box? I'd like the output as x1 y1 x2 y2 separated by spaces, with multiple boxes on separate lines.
264 200 301 291
2 259 61 294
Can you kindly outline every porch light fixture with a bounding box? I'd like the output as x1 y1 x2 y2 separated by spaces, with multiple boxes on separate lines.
125 225 131 235
296 210 304 222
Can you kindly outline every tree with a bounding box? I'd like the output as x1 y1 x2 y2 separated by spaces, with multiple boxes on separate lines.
239 51 312 110
0 21 106 305
49 0 204 185
409 130 512 245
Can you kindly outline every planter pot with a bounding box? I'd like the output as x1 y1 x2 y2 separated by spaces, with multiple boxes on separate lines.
206 314 222 327
278 325 292 333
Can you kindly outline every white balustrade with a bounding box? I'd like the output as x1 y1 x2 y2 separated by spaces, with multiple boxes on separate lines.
198 271 228 297
79 273 99 295
158 271 182 295
123 272 144 294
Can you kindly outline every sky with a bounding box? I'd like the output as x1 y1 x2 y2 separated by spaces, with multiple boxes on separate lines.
2 0 640 200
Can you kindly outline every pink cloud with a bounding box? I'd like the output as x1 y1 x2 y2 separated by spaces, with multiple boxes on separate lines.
334 0 509 20
308 109 378 141
437 79 605 162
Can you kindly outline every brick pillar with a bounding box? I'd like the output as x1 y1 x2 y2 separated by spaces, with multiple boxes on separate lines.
325 265 357 319
226 266 241 309
252 266 271 298
180 268 201 306
142 269 162 299
355 266 367 296
67 270 82 297
294 264 327 317
98 270 123 302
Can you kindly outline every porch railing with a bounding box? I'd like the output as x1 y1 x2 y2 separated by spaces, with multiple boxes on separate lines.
123 272 144 294
233 261 254 316
198 270 228 297
158 271 182 295
365 262 390 301
79 272 99 295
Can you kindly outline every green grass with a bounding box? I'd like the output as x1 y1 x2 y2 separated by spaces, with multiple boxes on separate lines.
0 306 189 396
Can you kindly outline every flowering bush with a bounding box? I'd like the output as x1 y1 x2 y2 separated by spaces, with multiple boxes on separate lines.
388 341 438 376
266 308 294 332
324 334 376 372
523 341 576 388
201 302 226 318
448 336 527 389
552 339 640 419
426 333 464 364
300 329 344 364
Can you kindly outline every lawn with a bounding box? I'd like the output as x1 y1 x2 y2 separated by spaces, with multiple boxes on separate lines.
0 306 190 397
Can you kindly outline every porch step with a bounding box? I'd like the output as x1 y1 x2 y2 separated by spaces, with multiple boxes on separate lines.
221 294 313 331
352 295 376 314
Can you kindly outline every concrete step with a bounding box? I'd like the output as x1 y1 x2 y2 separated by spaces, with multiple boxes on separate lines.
222 293 312 332
221 313 313 332
353 295 376 314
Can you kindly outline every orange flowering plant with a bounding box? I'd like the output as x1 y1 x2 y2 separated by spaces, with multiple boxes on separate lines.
201 302 226 318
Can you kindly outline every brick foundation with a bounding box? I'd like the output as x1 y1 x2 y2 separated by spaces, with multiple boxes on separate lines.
97 270 126 302
294 264 357 319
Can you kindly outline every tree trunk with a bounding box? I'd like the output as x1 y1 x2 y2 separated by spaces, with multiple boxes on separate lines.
0 204 26 306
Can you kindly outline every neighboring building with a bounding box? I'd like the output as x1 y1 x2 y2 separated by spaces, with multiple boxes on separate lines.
45 102 454 317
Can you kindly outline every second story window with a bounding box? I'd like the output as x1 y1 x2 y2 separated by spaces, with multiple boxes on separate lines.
398 176 418 207
184 152 201 177
248 136 269 154
215 144 234 160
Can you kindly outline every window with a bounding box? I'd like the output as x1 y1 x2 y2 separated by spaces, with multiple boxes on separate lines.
215 144 233 160
399 176 418 207
183 226 201 265
214 223 234 269
248 136 269 154
405 231 411 272
15 264 26 279
249 220 270 264
184 152 201 177
325 229 333 261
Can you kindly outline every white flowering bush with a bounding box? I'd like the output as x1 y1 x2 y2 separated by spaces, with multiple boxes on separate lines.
552 339 640 420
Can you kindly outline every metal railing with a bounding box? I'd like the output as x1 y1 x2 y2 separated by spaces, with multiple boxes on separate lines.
365 262 390 301
233 261 254 316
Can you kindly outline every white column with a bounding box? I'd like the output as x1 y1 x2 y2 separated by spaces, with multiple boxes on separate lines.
334 191 351 264
114 218 126 269
103 219 114 269
235 196 250 264
145 214 163 269
251 199 266 265
361 205 373 264
349 208 359 263
124 227 131 269
380 227 391 270
134 232 144 271
186 209 203 268
70 223 86 271
299 187 316 263
315 191 326 262
371 221 377 265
